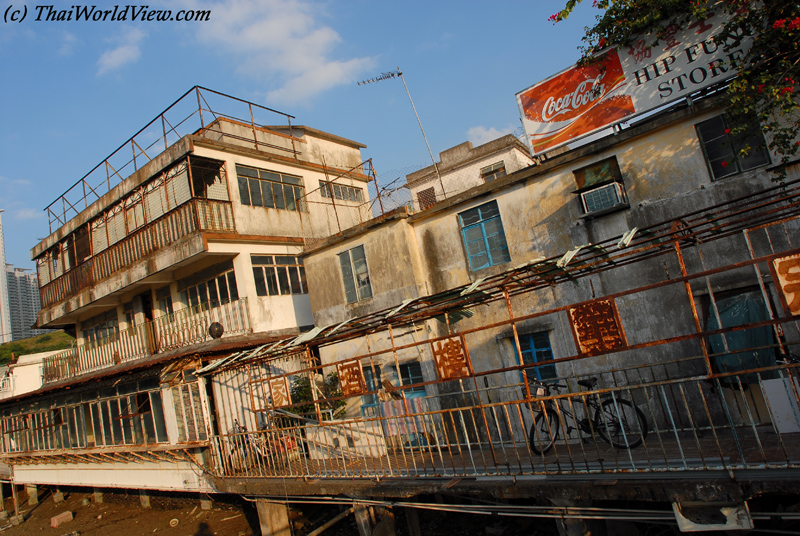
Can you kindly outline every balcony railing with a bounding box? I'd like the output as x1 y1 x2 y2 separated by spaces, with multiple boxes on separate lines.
0 376 13 394
40 199 234 309
42 297 251 383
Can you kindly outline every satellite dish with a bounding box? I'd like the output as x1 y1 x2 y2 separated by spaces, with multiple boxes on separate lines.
208 322 224 339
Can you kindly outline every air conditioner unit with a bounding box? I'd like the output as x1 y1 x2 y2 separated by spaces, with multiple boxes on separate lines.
580 182 626 214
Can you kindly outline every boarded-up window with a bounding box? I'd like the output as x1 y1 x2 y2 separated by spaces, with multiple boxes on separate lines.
417 187 437 210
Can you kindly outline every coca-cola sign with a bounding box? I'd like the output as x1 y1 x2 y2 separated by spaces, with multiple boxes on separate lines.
518 50 634 153
516 6 752 155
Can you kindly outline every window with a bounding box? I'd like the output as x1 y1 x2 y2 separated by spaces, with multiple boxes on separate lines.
178 260 239 310
417 187 437 211
399 362 426 399
360 362 426 416
458 201 511 270
236 164 305 211
696 115 770 180
82 310 119 347
514 332 557 382
361 365 382 415
339 245 372 303
252 255 308 296
480 161 506 183
573 156 628 216
156 286 173 317
320 181 364 203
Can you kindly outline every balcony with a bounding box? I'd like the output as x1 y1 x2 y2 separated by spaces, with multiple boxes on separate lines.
42 297 251 383
40 198 234 309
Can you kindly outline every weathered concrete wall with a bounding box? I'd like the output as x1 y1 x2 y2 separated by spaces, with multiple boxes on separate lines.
205 240 313 333
302 100 797 433
306 216 427 327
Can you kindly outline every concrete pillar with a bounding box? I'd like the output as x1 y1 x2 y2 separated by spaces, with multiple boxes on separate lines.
255 500 291 536
405 507 422 536
53 489 64 504
139 490 151 509
93 489 103 504
353 503 372 536
25 485 37 506
551 499 606 536
200 497 213 511
372 506 396 536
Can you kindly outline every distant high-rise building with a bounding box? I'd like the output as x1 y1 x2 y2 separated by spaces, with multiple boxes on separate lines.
5 265 47 341
0 211 11 344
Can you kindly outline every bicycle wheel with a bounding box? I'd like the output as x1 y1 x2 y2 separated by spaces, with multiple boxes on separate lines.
594 398 648 449
529 408 560 455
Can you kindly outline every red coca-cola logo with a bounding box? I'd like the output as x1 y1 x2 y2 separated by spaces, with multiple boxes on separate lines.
518 50 635 152
541 74 607 122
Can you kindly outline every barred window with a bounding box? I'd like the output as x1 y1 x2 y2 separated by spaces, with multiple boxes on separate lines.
252 255 307 296
236 164 305 211
320 181 364 203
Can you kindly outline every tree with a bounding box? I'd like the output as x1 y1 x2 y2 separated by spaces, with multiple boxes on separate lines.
553 1 800 178
289 372 345 419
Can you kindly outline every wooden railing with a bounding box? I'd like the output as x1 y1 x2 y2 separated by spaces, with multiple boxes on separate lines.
42 298 250 383
40 199 234 308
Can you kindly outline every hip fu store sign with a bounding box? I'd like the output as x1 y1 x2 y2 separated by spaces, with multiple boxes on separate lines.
516 9 751 155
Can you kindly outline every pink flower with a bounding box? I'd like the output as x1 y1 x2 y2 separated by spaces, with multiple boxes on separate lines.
757 84 765 93
721 161 729 168
773 19 787 29
548 13 561 23
724 128 731 134
790 17 800 30
781 86 794 94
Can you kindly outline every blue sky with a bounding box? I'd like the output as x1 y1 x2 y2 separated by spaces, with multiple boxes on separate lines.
0 0 599 270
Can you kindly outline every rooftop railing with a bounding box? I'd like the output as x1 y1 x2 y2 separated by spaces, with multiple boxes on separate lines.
44 87 297 233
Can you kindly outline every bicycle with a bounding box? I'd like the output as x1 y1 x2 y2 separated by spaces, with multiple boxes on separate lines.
227 419 300 472
528 377 648 455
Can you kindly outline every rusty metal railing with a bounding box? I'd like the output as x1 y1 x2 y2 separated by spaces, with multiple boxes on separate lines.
42 297 251 383
40 199 234 308
209 360 800 479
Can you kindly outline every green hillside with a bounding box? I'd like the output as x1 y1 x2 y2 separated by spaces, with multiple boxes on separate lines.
0 331 75 365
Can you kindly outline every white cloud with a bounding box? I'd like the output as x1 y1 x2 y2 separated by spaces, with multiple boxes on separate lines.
467 126 512 146
58 32 78 56
0 175 31 188
97 27 146 75
13 208 44 221
187 0 375 105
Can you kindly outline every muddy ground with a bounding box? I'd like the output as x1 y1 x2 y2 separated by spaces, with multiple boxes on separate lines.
0 485 571 536
0 485 567 536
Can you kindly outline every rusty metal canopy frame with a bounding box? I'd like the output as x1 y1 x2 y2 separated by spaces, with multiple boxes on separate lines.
204 175 800 374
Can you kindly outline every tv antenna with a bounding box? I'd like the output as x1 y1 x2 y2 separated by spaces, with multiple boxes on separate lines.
358 68 444 199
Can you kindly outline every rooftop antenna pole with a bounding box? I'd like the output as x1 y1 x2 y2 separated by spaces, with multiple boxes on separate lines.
358 68 445 201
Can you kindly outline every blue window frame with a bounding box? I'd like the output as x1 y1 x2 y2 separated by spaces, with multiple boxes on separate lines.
458 201 511 270
360 362 427 416
514 332 556 382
